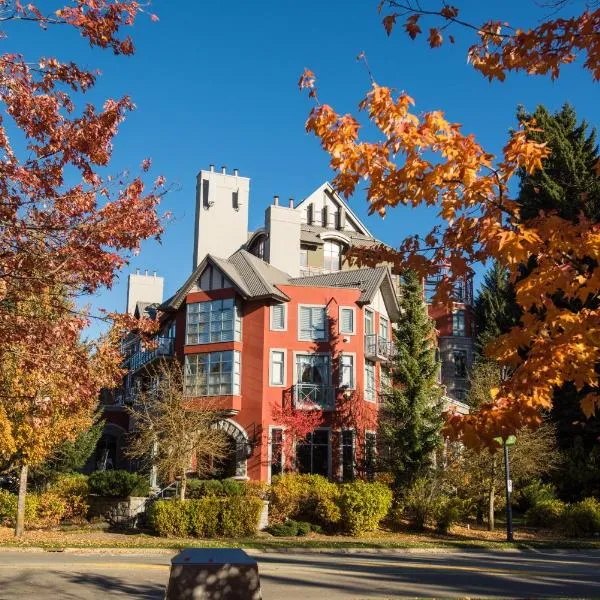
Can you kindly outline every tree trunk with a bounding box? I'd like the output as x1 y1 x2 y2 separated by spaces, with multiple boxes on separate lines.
15 464 28 538
179 471 186 501
488 457 496 532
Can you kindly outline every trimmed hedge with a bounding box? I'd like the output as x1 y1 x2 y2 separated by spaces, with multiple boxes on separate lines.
186 478 246 499
266 519 313 537
88 470 150 498
149 496 263 538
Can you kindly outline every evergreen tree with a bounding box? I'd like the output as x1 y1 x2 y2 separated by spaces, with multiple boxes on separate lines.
474 261 521 354
380 270 443 490
516 103 600 500
516 103 600 223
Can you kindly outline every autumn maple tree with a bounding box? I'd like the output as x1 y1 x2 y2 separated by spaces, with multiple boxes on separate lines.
0 1 163 535
299 1 600 448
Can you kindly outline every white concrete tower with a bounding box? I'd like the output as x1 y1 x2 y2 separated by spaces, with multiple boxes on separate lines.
193 165 250 268
126 270 164 314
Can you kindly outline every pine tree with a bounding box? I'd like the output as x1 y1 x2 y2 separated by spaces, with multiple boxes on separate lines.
380 270 443 490
516 103 600 223
516 103 600 500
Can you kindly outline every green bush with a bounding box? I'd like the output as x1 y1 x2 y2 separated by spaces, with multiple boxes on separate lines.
525 499 566 528
433 496 462 534
269 474 311 523
296 521 312 536
242 480 270 500
0 490 17 526
47 473 89 521
267 520 299 537
518 480 557 512
186 479 224 498
403 477 437 530
338 481 392 536
222 478 244 497
0 490 67 528
560 497 600 537
188 498 221 537
221 496 263 537
88 470 150 498
148 500 189 537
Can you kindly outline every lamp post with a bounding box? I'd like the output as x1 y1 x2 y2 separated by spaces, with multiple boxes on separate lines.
494 434 516 542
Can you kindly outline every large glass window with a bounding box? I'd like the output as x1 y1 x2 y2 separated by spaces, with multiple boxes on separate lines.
365 432 377 481
364 309 374 335
299 305 327 340
270 428 283 481
184 351 241 396
295 354 331 409
341 429 355 482
297 430 330 476
323 241 342 271
454 350 468 378
270 350 285 386
452 310 466 336
186 298 241 345
364 360 376 401
379 316 389 342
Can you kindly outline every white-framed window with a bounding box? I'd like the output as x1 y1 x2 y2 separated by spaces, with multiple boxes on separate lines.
339 306 356 335
270 349 286 387
379 316 389 341
364 309 374 336
296 428 331 477
270 303 287 331
298 305 327 341
186 298 241 345
323 241 342 271
340 354 355 389
364 360 376 402
452 310 466 336
341 429 355 482
294 353 332 410
299 248 308 267
184 351 241 396
269 426 284 482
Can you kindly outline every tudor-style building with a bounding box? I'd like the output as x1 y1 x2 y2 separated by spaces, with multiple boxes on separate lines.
96 165 472 482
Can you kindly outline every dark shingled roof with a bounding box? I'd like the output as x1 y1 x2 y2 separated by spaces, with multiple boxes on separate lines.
289 266 400 320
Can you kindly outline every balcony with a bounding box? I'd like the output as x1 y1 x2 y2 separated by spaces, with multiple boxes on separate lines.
293 383 335 411
113 386 138 406
126 337 175 372
364 334 397 362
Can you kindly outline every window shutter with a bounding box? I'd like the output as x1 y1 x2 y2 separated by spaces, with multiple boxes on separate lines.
271 304 285 330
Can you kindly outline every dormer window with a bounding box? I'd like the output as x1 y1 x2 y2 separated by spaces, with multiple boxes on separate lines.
323 241 342 271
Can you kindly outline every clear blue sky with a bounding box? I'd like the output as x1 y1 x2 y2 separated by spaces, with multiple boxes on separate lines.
12 1 598 338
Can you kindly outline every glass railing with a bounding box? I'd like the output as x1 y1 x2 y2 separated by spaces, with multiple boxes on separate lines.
364 334 397 362
293 383 334 410
126 337 175 372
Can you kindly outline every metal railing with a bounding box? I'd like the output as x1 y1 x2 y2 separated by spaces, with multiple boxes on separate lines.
364 334 397 362
293 383 335 410
126 337 175 372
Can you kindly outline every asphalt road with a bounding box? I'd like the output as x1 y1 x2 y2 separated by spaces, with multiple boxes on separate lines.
0 548 599 599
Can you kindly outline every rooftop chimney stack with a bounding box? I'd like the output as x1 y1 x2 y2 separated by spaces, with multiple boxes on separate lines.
126 270 164 314
221 165 227 174
209 164 215 172
233 168 239 176
289 198 294 208
273 195 279 206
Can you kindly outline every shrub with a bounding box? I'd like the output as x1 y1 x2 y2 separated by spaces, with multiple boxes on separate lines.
403 477 438 530
560 497 600 537
221 496 263 537
48 473 89 521
188 498 221 537
305 476 341 527
88 470 150 498
149 500 189 537
243 480 269 500
269 474 311 523
222 478 244 497
267 520 299 537
518 480 557 512
338 481 392 536
186 479 224 499
525 499 566 528
32 492 67 528
433 496 462 534
0 490 17 526
296 521 312 536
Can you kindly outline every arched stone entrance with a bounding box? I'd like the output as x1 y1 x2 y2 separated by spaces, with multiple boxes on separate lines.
213 419 251 479
93 423 127 471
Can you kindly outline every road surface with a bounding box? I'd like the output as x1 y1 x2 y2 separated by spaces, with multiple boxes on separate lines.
0 548 598 598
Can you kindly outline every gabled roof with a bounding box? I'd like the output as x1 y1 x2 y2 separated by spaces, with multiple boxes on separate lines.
288 266 400 321
159 250 289 311
295 181 373 238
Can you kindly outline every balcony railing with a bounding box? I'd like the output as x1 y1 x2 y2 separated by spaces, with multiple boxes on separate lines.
126 337 175 372
293 383 334 411
113 386 139 406
364 334 397 362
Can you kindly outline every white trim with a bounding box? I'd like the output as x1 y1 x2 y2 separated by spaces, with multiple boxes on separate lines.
270 303 288 332
292 351 332 386
319 231 352 246
297 304 329 341
338 306 356 336
364 307 375 336
339 352 357 390
268 425 285 484
269 348 287 387
364 358 376 403
295 426 332 478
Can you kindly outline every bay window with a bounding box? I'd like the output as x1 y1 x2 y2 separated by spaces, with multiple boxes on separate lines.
186 298 241 345
184 351 241 396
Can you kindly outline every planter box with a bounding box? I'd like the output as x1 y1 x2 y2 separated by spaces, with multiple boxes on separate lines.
88 495 148 528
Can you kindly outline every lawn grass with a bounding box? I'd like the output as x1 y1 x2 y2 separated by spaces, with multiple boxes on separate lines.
1 525 599 551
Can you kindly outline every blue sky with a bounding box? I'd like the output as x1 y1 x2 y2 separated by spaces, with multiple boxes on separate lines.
11 1 598 338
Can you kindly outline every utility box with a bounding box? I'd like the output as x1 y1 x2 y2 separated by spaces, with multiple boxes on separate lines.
165 548 262 600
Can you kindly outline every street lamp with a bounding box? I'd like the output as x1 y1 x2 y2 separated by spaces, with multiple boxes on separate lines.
493 434 516 542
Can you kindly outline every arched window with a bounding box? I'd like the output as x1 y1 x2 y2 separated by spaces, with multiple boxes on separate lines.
323 241 342 271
